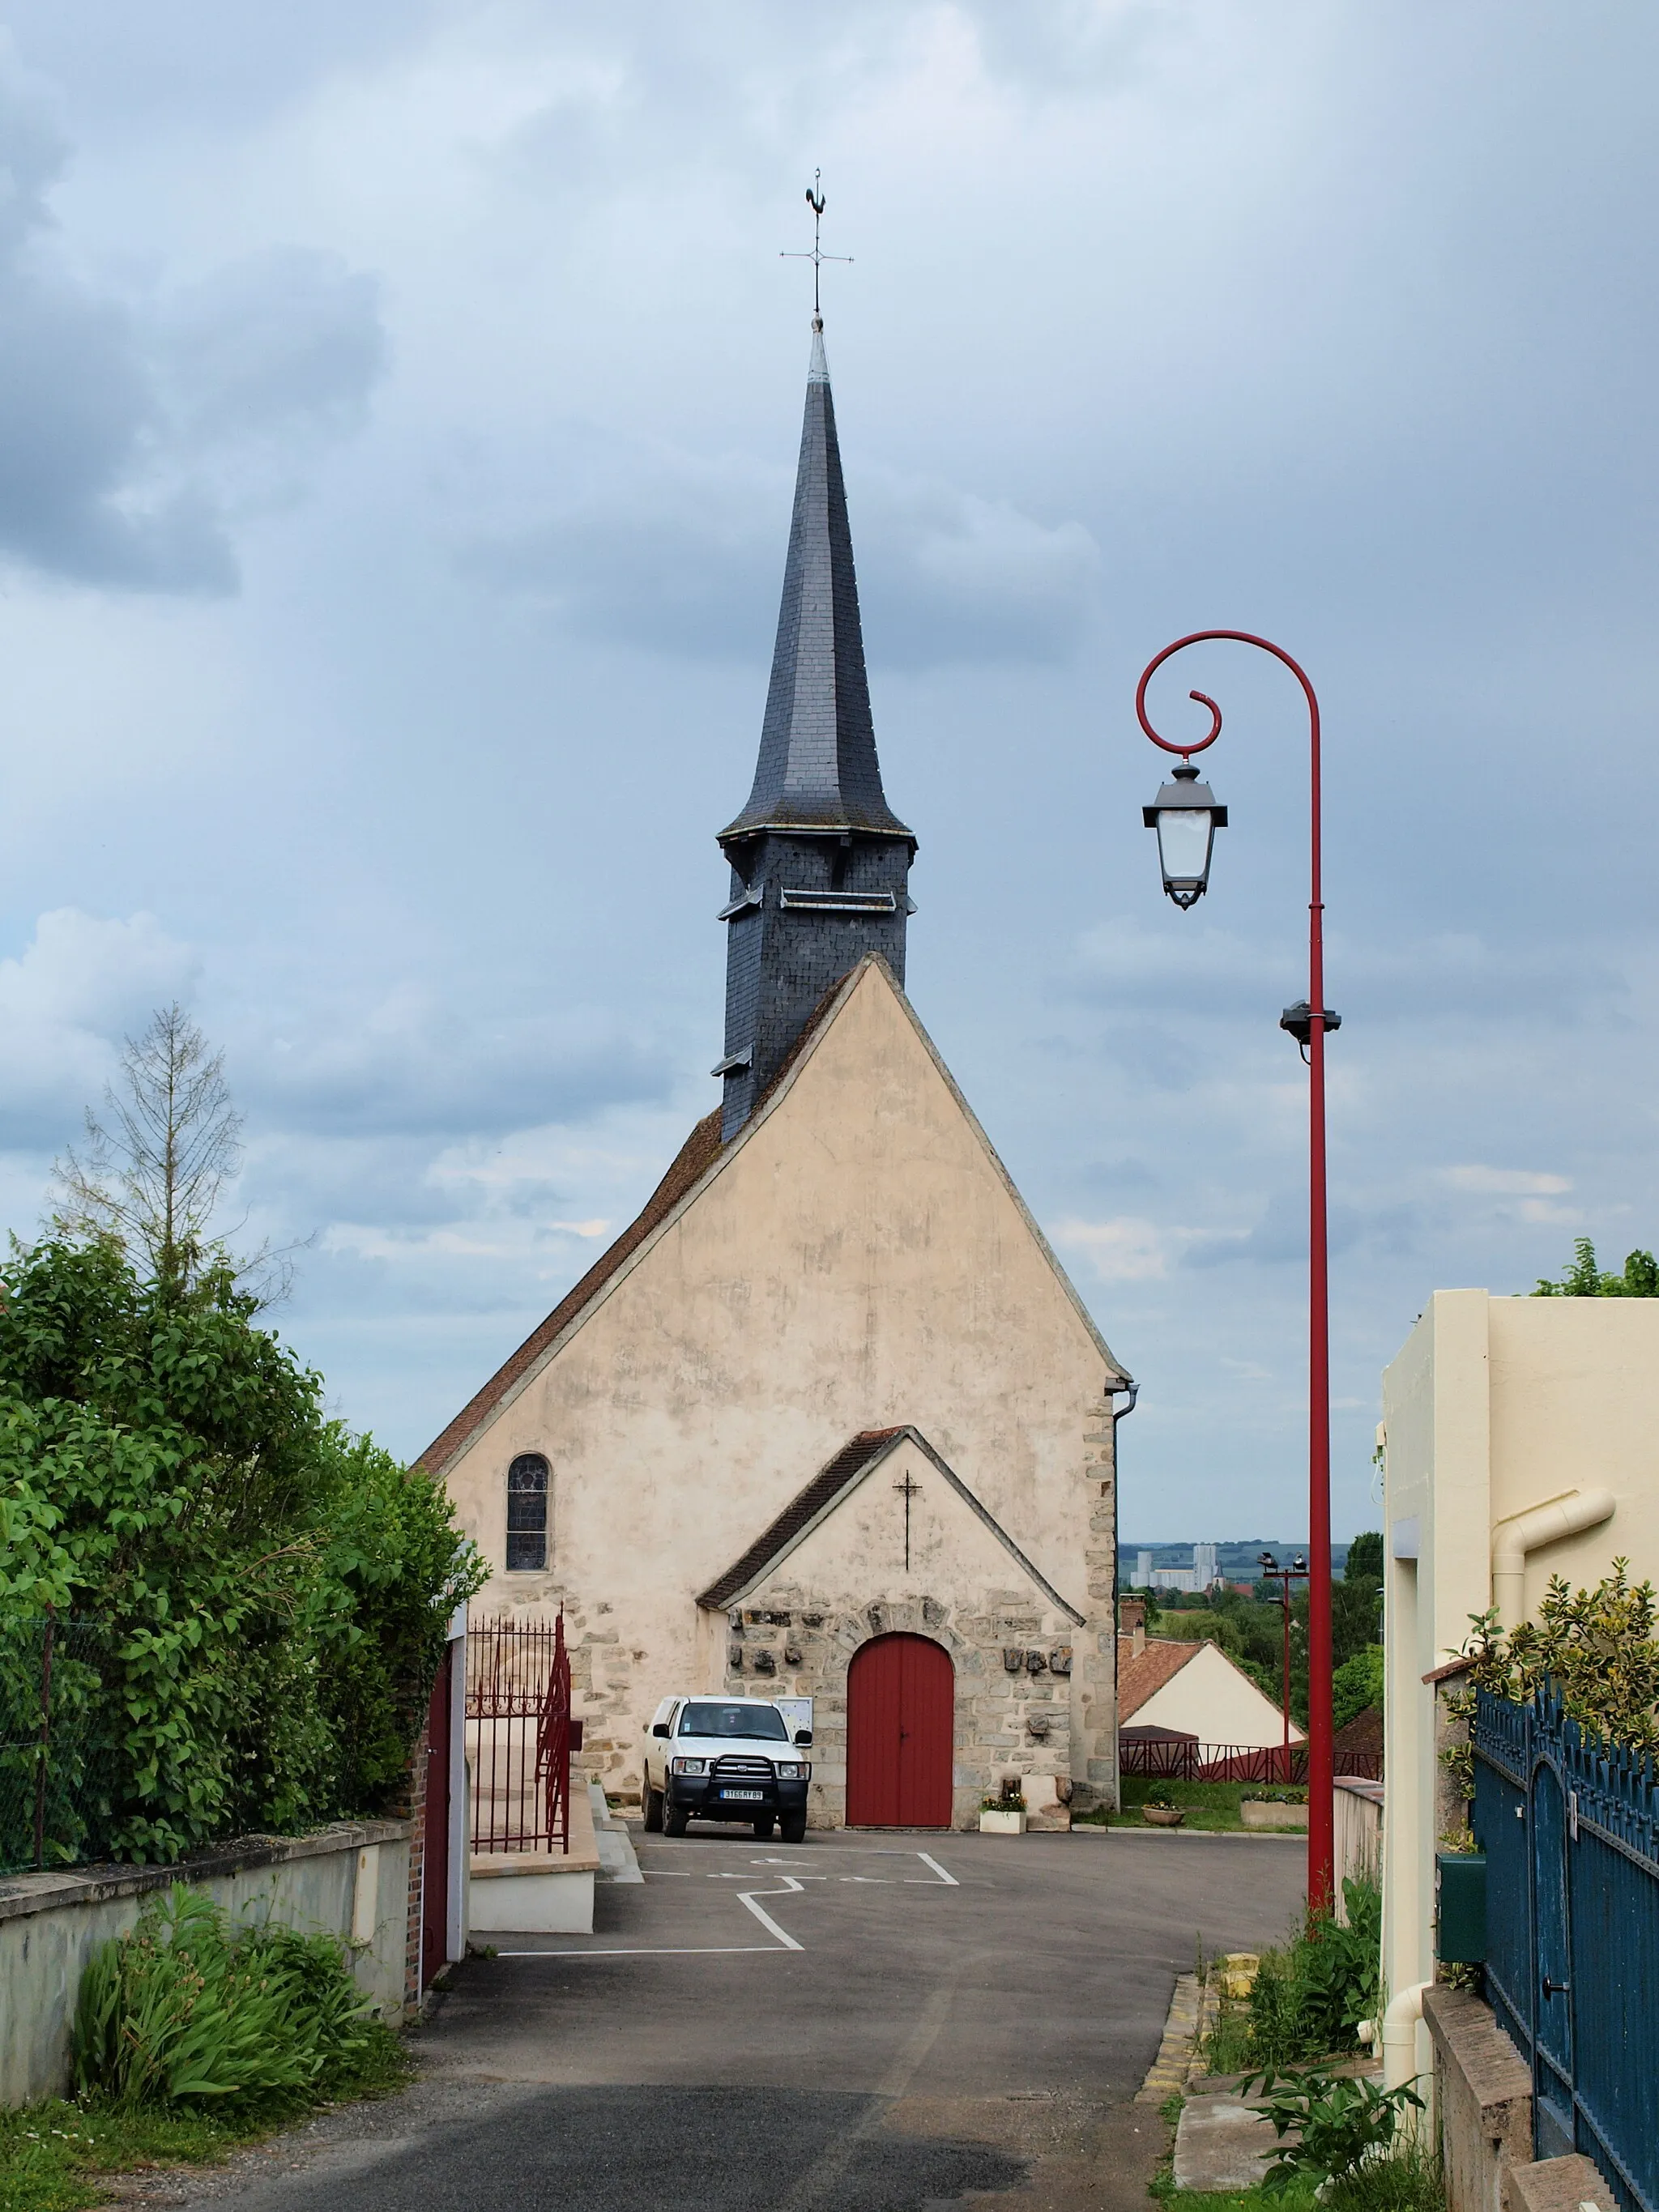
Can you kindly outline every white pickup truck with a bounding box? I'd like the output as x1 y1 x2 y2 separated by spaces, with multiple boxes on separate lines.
642 1695 812 1841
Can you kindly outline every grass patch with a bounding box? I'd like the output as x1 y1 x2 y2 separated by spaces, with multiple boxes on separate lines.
0 2026 410 2212
1102 1779 1280 1831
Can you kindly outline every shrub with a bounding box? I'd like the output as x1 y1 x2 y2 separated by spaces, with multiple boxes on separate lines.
1461 1562 1659 1760
73 1886 373 2108
1240 2065 1423 2194
0 1237 485 1860
1247 1876 1381 2064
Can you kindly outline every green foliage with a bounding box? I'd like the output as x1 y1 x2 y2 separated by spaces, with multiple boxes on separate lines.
1247 1877 1382 2065
1239 2066 1422 2194
73 1886 373 2107
1461 1560 1659 1758
2 2018 407 2212
1344 1532 1383 1584
1332 1645 1384 1732
0 1236 485 1859
1533 1237 1659 1298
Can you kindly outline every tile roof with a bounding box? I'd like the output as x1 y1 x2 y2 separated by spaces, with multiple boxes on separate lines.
696 1428 907 1611
414 1109 724 1477
1333 1703 1384 1761
1115 1635 1205 1720
413 970 867 1479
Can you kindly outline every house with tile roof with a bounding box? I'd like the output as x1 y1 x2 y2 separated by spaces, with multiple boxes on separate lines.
419 317 1132 1831
1117 1613 1303 1754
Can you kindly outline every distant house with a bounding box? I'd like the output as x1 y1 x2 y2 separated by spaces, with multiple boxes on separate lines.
1117 1616 1303 1753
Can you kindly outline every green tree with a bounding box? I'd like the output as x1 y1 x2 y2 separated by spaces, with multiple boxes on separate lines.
1345 1532 1384 1584
1533 1238 1659 1298
0 1238 483 1860
1332 1645 1384 1732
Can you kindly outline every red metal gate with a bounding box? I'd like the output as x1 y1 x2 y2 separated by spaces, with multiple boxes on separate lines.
420 1642 452 1989
846 1633 953 1828
466 1613 576 1855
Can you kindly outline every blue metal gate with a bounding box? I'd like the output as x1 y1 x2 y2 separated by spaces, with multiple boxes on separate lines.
1473 1687 1659 2211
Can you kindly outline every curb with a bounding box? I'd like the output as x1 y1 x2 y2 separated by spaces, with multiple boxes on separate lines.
1136 1970 1218 2103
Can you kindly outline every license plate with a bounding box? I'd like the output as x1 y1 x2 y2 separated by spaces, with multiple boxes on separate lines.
720 1788 764 1801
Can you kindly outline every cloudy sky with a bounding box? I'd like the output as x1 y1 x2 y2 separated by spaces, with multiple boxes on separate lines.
0 2 1653 1543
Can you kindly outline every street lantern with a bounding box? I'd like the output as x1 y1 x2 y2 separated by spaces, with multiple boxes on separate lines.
1143 763 1227 908
1133 628 1339 1911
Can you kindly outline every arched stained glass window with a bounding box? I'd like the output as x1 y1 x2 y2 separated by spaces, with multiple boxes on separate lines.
505 1454 549 1572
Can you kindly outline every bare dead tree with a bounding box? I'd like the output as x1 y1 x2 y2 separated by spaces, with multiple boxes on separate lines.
53 1004 248 1289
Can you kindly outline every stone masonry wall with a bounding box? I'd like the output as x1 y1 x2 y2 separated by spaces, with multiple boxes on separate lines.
721 1587 1079 1830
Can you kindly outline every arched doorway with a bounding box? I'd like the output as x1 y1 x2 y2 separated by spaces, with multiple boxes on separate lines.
846 1633 954 1827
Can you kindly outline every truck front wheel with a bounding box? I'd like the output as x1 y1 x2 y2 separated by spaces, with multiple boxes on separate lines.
780 1810 807 1844
663 1800 689 1838
643 1785 663 1833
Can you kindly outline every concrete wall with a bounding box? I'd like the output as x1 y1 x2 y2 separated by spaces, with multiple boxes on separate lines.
1380 1293 1659 2090
0 1822 410 2108
439 960 1125 1815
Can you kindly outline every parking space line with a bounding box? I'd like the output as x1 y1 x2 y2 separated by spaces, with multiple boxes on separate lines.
912 1852 958 1886
494 1875 807 1958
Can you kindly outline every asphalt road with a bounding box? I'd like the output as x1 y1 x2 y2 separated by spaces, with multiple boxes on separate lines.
153 1826 1305 2212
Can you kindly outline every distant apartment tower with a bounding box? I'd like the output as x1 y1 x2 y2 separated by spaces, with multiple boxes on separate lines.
1149 1541 1223 1596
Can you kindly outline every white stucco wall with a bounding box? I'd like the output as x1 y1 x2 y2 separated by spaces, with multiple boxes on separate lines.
437 960 1125 1813
1132 1642 1303 1750
1381 1290 1659 2085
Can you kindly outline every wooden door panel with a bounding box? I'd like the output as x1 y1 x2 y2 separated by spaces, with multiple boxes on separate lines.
847 1633 953 1828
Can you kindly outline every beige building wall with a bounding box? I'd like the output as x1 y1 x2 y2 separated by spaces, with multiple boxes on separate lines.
436 960 1127 1824
1380 1291 1659 2081
1131 1643 1304 1750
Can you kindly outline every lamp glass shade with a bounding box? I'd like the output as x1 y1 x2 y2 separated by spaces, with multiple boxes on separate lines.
1157 808 1214 893
1144 764 1226 909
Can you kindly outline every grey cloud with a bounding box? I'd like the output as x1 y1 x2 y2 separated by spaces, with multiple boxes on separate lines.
1185 1191 1418 1270
238 1004 672 1141
454 429 1100 668
0 61 385 590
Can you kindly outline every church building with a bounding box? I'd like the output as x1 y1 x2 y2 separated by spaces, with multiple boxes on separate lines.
421 317 1133 1829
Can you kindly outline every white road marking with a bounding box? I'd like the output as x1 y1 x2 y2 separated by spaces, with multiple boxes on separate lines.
738 1876 805 1950
912 1852 958 1886
496 1945 787 1958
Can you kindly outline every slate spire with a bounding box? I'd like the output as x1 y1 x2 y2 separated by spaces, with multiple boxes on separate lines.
721 321 911 842
715 318 915 1140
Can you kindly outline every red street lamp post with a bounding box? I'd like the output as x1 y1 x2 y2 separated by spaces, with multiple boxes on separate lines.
1135 630 1339 1912
1257 1551 1308 1787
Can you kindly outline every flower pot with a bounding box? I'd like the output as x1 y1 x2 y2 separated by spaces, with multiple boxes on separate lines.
1240 1799 1309 1829
1141 1805 1186 1826
979 1808 1027 1835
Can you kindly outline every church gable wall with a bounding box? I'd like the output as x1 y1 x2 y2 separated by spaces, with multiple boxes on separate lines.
710 1435 1081 1827
441 961 1121 1816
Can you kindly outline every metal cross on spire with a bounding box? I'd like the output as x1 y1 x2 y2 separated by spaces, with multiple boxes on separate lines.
781 169 852 318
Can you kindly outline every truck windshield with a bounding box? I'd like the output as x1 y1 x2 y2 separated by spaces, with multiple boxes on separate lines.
678 1702 788 1740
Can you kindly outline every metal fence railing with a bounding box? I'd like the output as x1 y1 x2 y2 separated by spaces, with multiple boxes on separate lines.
465 1613 578 1856
0 1612 109 1877
1119 1735 1381 1783
1473 1686 1659 2212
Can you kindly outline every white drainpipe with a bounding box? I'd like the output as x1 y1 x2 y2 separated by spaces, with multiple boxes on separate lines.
1374 1980 1430 2092
1491 1487 1615 1627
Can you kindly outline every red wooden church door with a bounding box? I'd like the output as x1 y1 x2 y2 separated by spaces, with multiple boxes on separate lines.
846 1634 954 1827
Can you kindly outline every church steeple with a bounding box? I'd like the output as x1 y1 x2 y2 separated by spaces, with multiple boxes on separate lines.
715 318 915 1140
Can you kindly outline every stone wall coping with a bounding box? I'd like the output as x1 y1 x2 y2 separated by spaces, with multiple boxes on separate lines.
1508 2154 1618 2212
0 1820 412 1927
1421 1983 1532 2116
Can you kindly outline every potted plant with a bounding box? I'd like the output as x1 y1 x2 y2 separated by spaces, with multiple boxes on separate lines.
979 1781 1027 1835
1141 1784 1186 1827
